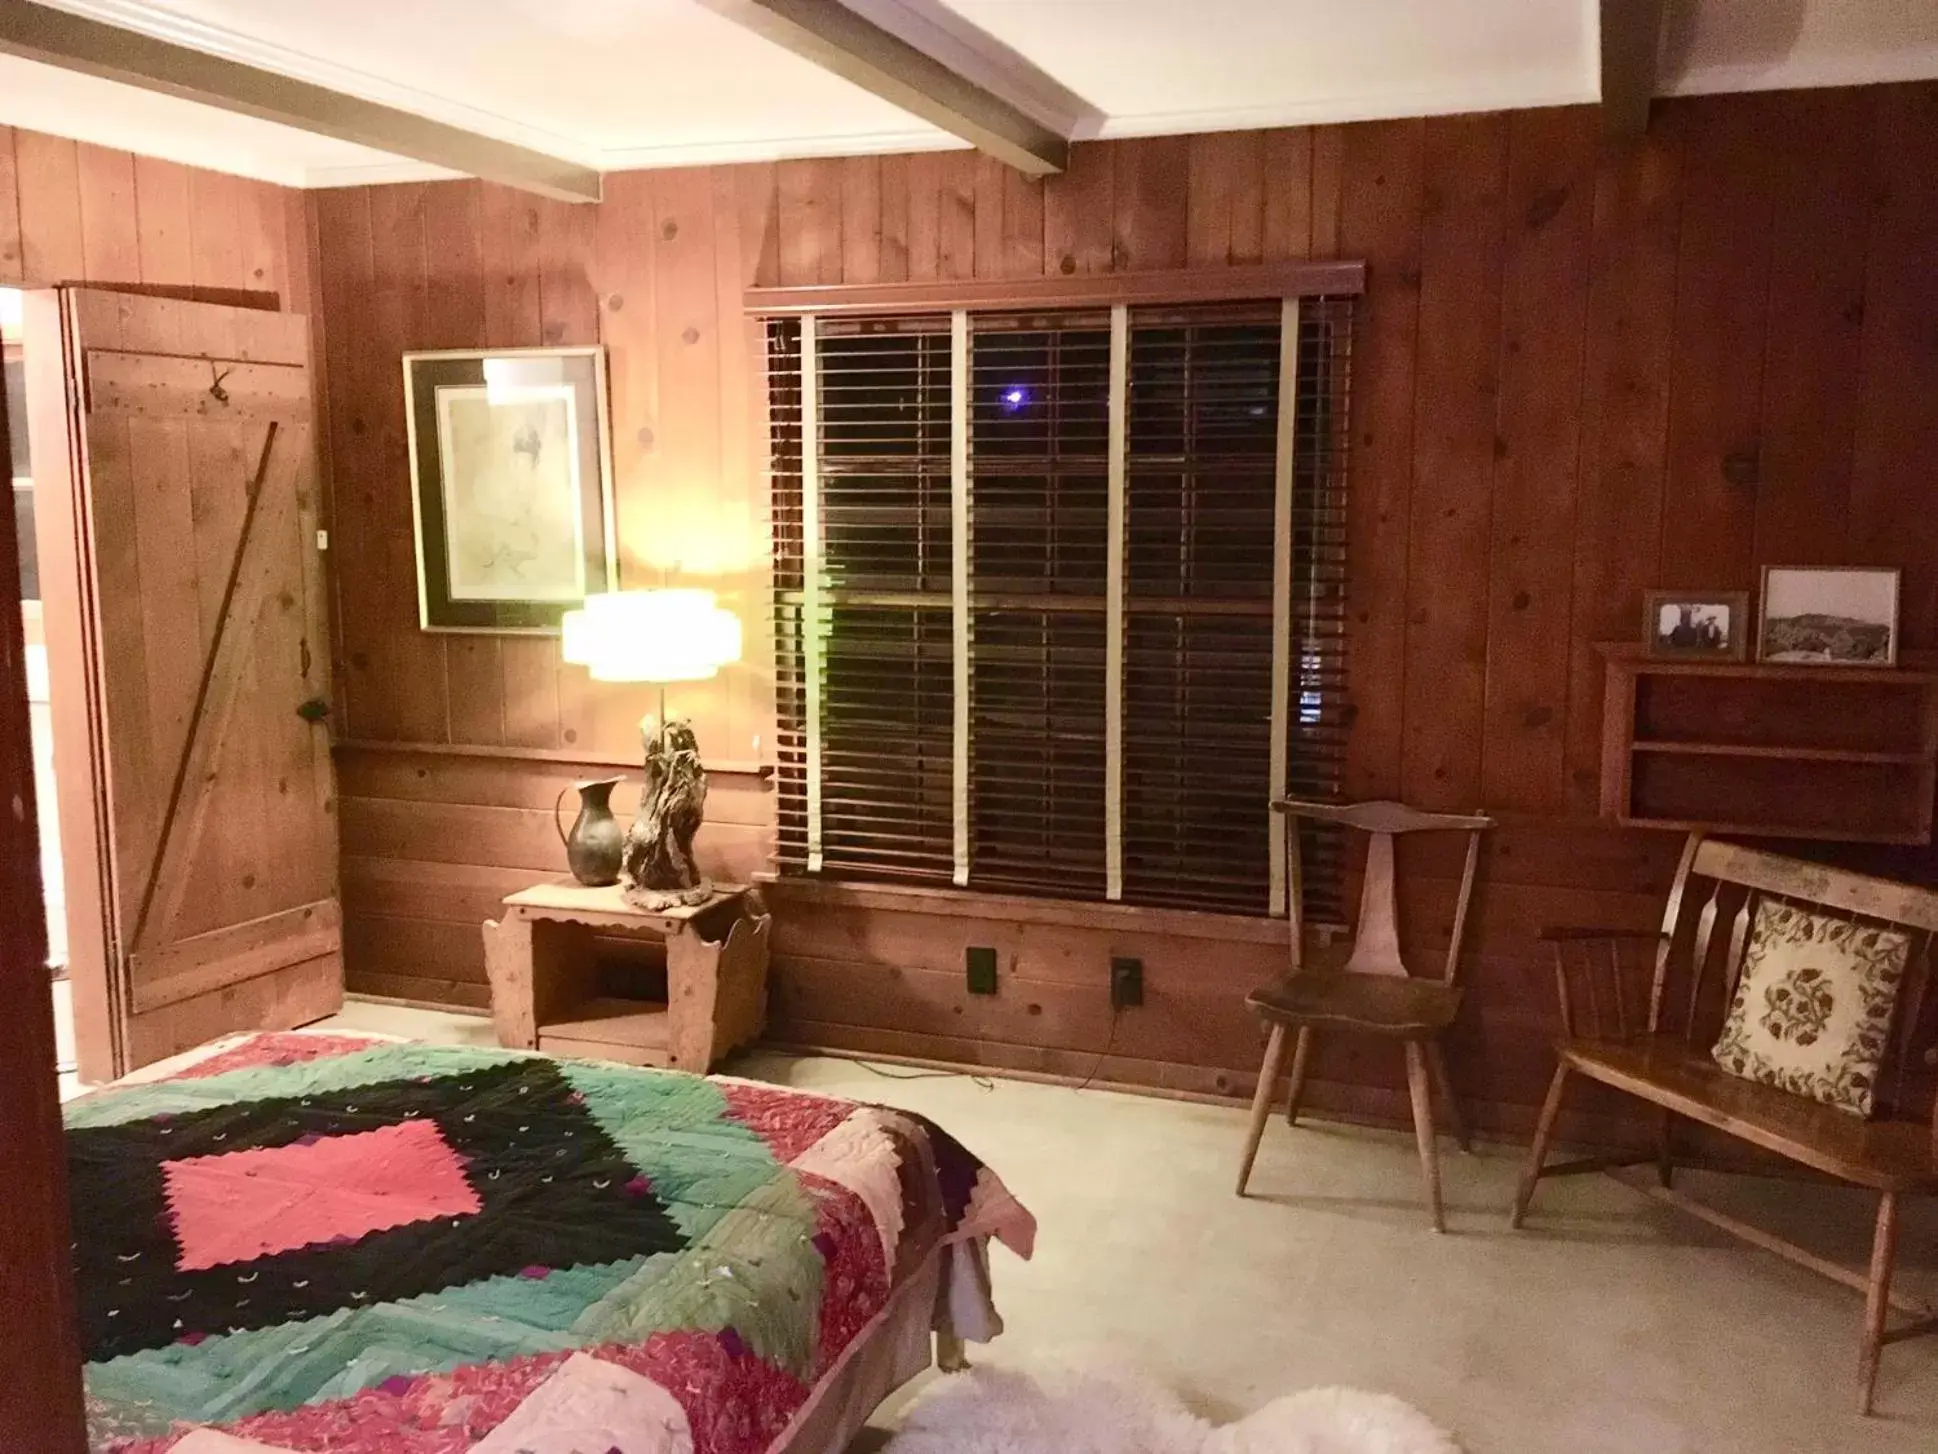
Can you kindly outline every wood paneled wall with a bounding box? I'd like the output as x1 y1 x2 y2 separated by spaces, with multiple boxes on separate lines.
314 84 1938 1138
0 126 309 305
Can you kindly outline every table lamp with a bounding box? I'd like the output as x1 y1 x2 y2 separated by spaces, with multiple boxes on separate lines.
561 588 742 909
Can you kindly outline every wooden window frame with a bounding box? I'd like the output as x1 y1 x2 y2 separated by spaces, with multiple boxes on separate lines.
759 263 1360 922
745 260 1365 320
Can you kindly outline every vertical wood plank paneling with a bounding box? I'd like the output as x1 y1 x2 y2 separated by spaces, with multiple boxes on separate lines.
1260 128 1314 262
312 187 373 740
651 169 725 580
973 153 1006 279
423 181 504 747
1337 119 1424 801
876 154 910 283
0 127 21 284
1400 114 1508 812
363 183 449 744
1481 108 1597 813
1753 88 1877 569
133 157 193 286
595 172 661 587
1851 84 1938 649
634 169 732 753
1001 169 1044 278
1112 136 1189 271
736 162 781 290
1043 140 1114 275
236 179 287 302
1310 125 1345 257
74 144 139 284
285 190 317 314
839 156 881 284
1188 131 1264 267
778 159 842 286
1564 128 1681 814
1186 133 1237 266
473 183 557 749
14 131 84 284
1656 95 1778 589
480 182 542 347
904 152 942 282
187 168 244 292
537 194 600 751
713 164 767 767
937 151 977 280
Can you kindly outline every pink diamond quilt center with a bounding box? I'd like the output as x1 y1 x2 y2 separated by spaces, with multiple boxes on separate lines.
163 1119 482 1272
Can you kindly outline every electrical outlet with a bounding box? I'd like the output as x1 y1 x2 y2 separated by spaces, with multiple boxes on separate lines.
1110 956 1144 1009
966 946 999 995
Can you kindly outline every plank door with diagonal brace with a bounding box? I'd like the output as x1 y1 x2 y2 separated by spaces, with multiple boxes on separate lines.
25 288 341 1080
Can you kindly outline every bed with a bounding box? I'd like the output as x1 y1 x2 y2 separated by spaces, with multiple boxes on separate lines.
65 1032 1035 1454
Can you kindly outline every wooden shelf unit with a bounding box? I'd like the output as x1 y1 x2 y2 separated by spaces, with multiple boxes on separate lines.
1597 643 1938 845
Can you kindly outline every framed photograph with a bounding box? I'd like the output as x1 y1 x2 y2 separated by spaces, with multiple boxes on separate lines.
1643 590 1750 662
1757 566 1900 666
403 347 615 633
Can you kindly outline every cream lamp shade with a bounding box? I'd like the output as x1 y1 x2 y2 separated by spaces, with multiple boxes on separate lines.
560 589 741 684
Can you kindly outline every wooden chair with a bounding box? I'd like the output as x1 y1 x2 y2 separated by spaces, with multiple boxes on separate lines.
1235 799 1493 1231
1512 832 1938 1415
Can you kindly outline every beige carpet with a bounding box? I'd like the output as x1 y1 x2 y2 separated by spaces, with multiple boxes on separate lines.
321 1001 1938 1454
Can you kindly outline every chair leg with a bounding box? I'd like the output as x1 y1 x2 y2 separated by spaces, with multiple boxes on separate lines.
1235 1024 1291 1197
1403 1042 1445 1233
1655 1106 1676 1190
1859 1191 1900 1416
1284 1027 1316 1126
1426 1042 1470 1152
1511 1062 1571 1229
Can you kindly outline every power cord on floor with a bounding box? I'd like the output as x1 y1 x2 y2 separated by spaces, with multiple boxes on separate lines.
1073 1003 1124 1093
854 1059 998 1091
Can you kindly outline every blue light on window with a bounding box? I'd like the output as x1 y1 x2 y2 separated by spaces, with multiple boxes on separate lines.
999 385 1030 412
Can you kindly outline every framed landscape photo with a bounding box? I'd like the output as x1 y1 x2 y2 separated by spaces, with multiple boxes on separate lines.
1757 566 1900 666
1643 590 1750 662
404 347 616 633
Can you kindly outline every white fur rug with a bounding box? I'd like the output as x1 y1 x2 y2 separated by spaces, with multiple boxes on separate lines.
885 1365 1462 1454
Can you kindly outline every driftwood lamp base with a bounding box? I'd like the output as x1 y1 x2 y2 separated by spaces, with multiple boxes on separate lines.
620 716 712 911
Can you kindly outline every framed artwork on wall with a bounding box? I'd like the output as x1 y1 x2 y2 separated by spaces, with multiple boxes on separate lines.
1643 590 1750 662
403 347 616 633
1757 566 1900 666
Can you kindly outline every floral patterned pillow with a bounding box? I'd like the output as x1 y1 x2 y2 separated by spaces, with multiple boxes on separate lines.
1710 899 1910 1117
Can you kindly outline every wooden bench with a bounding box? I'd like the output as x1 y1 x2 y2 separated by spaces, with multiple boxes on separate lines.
1511 832 1938 1415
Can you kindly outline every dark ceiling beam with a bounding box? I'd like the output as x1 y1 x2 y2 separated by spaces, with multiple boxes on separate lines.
696 0 1068 175
1600 0 1665 143
0 0 601 201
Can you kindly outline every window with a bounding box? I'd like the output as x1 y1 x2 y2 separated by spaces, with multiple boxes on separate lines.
769 291 1353 921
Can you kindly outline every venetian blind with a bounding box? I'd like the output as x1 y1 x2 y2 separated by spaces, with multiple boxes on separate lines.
769 295 1354 922
771 316 956 882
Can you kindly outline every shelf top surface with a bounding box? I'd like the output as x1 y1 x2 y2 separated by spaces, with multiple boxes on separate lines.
505 880 748 927
1596 641 1937 683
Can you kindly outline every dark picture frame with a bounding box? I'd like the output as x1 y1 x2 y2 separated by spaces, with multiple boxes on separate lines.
1643 589 1749 662
403 347 616 633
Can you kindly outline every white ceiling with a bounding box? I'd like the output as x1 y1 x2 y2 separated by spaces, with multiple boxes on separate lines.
1 0 1935 189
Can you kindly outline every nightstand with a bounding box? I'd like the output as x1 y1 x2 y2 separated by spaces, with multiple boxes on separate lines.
481 882 770 1072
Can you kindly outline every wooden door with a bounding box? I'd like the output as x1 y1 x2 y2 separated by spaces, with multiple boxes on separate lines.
26 288 341 1080
0 290 88 1452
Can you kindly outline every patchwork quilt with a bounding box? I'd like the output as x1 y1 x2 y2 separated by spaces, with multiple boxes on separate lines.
66 1034 1035 1453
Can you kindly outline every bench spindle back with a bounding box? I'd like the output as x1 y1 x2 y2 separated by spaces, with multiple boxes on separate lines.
1554 832 1938 1127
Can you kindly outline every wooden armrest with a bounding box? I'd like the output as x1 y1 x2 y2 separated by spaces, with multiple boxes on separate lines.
1539 926 1669 943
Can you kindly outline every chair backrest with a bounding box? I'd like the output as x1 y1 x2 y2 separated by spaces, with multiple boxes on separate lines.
1274 798 1494 985
1560 831 1938 1123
